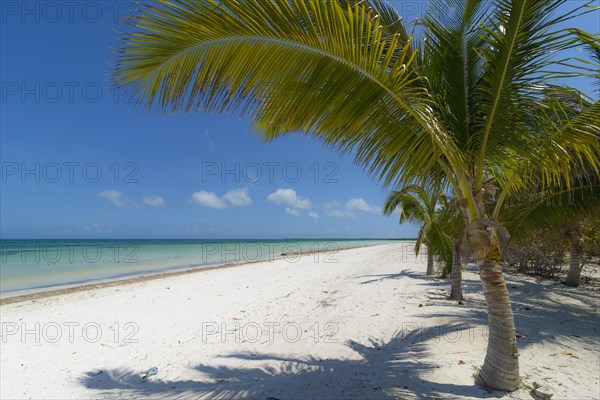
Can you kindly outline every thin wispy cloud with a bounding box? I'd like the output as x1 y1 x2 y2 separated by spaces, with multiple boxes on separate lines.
142 195 166 207
205 130 216 152
79 222 115 235
98 190 166 209
323 201 356 218
285 207 301 217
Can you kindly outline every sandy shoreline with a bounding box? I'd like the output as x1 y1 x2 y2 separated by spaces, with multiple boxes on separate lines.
0 245 367 306
1 243 598 399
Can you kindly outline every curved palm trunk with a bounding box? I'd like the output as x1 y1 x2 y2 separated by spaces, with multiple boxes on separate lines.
426 238 435 275
467 221 519 391
564 223 583 287
450 238 463 300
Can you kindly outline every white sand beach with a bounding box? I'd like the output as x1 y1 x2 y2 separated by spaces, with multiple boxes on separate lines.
1 243 598 399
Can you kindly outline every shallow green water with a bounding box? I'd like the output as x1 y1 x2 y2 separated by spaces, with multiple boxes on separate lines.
0 239 404 295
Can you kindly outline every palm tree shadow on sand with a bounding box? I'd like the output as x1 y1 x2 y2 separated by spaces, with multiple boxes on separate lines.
79 325 506 399
355 268 432 285
355 266 600 345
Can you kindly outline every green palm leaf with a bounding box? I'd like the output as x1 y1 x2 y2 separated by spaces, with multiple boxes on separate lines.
422 0 488 149
115 0 464 189
502 183 600 237
566 28 600 91
383 184 446 255
472 0 597 188
114 0 599 222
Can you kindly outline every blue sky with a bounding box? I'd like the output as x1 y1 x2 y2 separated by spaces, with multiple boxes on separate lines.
0 1 598 239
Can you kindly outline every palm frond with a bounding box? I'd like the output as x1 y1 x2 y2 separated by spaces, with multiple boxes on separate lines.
383 184 449 256
348 0 412 50
422 0 488 148
114 0 460 190
382 186 428 224
429 223 454 277
429 198 465 277
114 0 600 227
472 0 595 188
567 28 600 91
569 28 600 64
502 183 600 238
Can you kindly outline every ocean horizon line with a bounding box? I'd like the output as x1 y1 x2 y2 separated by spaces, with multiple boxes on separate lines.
0 237 417 241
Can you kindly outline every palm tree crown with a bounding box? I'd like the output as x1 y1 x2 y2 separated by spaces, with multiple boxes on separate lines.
114 0 599 220
383 185 445 253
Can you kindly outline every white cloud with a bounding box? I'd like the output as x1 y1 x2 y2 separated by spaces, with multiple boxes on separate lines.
98 190 128 208
223 188 252 206
345 198 381 214
267 188 312 209
192 188 252 209
98 190 165 208
285 207 301 217
323 201 356 218
308 212 319 220
322 198 381 218
142 195 166 207
191 191 227 209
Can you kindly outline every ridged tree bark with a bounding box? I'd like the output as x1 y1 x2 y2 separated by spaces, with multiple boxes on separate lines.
450 238 464 300
467 220 519 391
426 238 435 275
564 222 583 287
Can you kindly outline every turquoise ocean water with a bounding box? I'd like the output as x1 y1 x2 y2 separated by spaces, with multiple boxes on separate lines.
0 239 402 296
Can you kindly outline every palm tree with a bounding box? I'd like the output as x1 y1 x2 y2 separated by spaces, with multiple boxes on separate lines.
562 221 584 286
113 0 600 391
503 181 600 287
501 30 600 288
382 185 446 275
449 237 465 300
434 198 467 300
